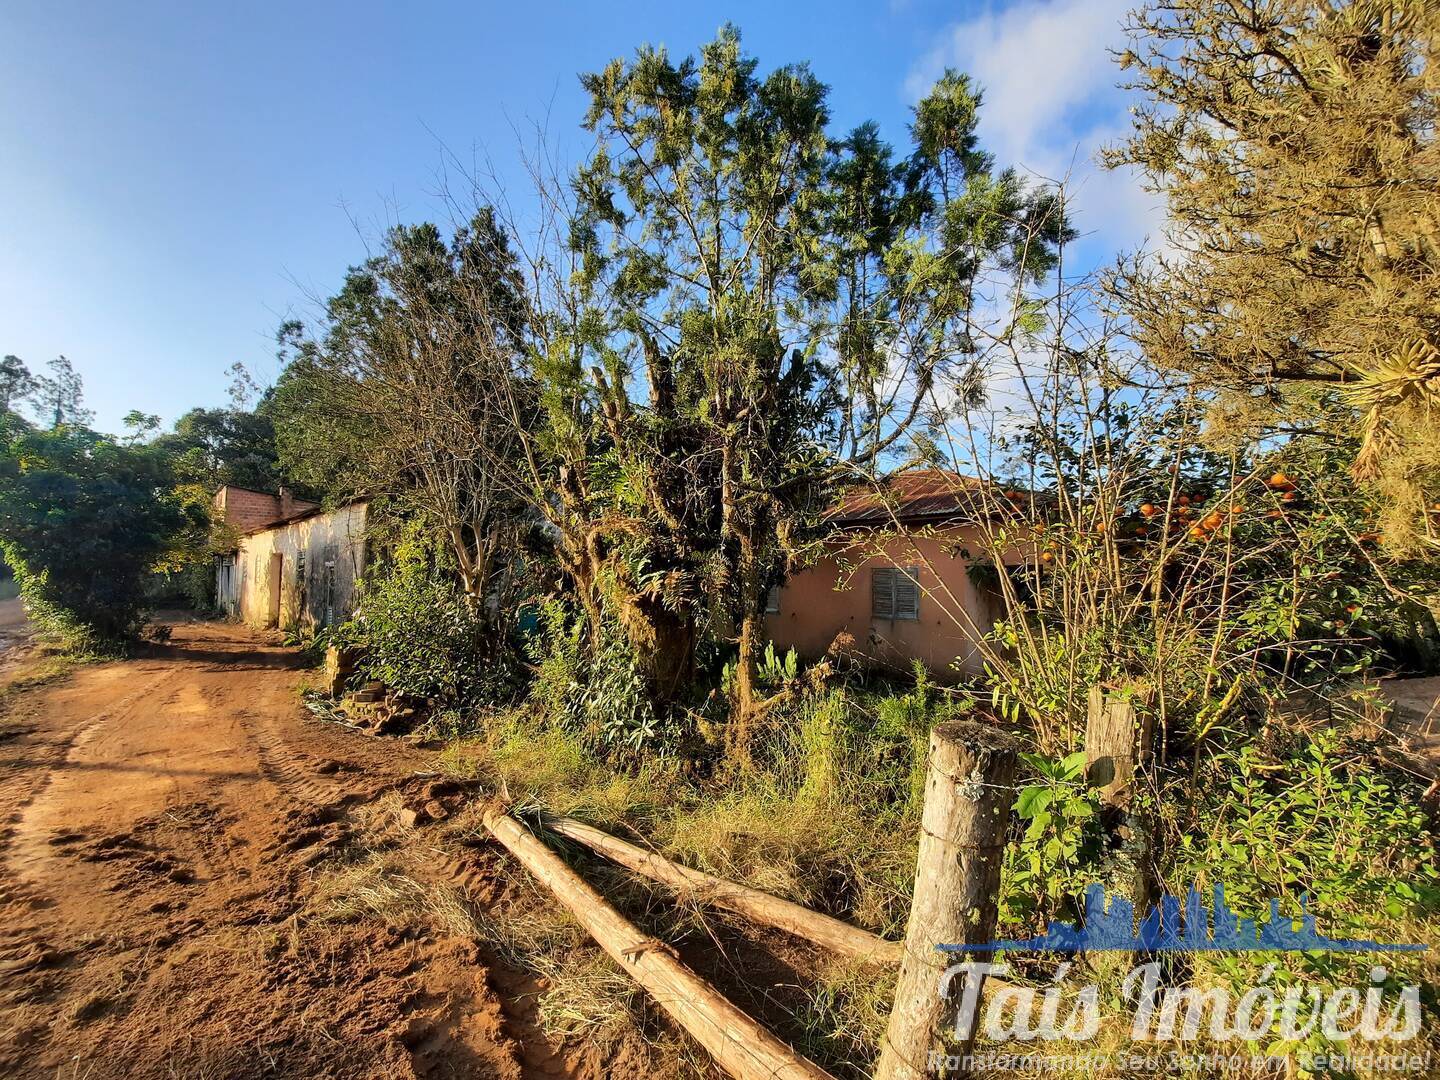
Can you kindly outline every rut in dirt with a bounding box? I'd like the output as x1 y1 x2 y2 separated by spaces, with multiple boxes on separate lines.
0 619 553 1080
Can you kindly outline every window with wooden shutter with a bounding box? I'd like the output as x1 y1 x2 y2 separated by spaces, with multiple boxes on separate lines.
872 566 920 620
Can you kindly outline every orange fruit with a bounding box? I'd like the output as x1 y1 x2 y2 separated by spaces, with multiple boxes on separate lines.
1202 511 1224 529
1039 551 1054 564
1178 494 1192 506
1140 503 1157 516
1269 471 1291 489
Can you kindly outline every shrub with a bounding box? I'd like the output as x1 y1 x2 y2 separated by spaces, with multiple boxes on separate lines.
998 750 1104 931
1169 727 1440 947
1165 726 1440 1059
525 600 678 759
339 560 501 705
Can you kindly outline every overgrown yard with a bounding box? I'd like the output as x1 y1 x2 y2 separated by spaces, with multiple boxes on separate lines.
3 3 1439 1077
425 678 1440 1077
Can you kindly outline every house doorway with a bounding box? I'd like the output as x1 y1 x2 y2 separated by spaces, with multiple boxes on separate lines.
267 553 283 626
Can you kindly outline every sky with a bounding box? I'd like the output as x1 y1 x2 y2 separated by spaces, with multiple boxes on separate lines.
0 0 1162 435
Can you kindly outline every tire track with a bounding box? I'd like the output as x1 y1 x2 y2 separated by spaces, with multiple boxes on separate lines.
0 668 179 977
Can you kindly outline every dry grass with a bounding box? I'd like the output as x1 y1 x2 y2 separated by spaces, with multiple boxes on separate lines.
313 850 478 938
309 794 479 939
433 705 926 1073
439 716 684 827
313 785 662 1059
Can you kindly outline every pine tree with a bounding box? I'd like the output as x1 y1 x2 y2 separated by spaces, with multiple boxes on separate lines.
1108 0 1440 548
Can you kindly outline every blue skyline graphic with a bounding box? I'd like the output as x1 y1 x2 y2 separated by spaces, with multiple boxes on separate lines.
939 884 1427 954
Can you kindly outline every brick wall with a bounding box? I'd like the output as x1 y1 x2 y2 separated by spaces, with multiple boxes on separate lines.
213 487 282 532
214 486 323 534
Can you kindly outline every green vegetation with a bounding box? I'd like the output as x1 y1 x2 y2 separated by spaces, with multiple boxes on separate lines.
4 6 1437 1076
0 348 302 643
0 419 198 651
336 535 523 708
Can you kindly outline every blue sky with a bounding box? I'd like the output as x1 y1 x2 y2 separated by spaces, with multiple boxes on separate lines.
1 0 1159 435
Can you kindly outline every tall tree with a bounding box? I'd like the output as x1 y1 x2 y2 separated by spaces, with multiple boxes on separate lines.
0 356 34 415
563 30 1070 747
270 208 535 612
30 356 92 428
1107 0 1440 549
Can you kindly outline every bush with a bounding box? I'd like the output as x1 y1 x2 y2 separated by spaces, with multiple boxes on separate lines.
0 422 196 651
338 560 504 706
1169 726 1440 947
526 599 677 759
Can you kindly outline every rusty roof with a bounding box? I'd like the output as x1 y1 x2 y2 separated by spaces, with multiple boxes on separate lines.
828 470 990 526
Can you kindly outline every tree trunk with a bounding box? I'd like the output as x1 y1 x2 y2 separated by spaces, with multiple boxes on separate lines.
483 807 836 1080
448 524 483 599
545 815 903 965
728 535 764 762
615 591 694 712
730 609 761 761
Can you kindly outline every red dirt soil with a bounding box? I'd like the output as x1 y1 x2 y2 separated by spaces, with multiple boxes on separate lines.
0 619 638 1079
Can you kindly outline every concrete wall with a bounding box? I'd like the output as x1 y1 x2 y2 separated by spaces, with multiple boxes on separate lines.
764 525 1001 680
216 503 367 630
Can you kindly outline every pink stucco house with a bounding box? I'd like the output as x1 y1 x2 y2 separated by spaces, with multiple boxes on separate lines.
764 471 1007 680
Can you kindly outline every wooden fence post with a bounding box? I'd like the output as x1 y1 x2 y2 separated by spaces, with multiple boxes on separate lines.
874 721 1018 1080
1084 684 1154 810
1085 685 1160 936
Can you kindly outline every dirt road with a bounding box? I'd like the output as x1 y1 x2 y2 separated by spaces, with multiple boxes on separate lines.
0 619 607 1079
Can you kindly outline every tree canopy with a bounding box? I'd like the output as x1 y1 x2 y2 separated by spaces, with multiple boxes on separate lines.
0 418 197 648
541 28 1074 744
1107 0 1439 550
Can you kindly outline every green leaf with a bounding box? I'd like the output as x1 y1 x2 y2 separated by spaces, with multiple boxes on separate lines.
1015 785 1053 820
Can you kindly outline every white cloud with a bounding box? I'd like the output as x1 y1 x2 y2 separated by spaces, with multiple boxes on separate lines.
906 0 1165 264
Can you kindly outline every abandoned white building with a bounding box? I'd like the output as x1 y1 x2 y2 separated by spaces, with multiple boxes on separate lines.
212 486 368 629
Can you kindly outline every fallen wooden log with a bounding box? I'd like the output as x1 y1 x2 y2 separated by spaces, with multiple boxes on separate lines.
546 814 903 967
481 806 836 1080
